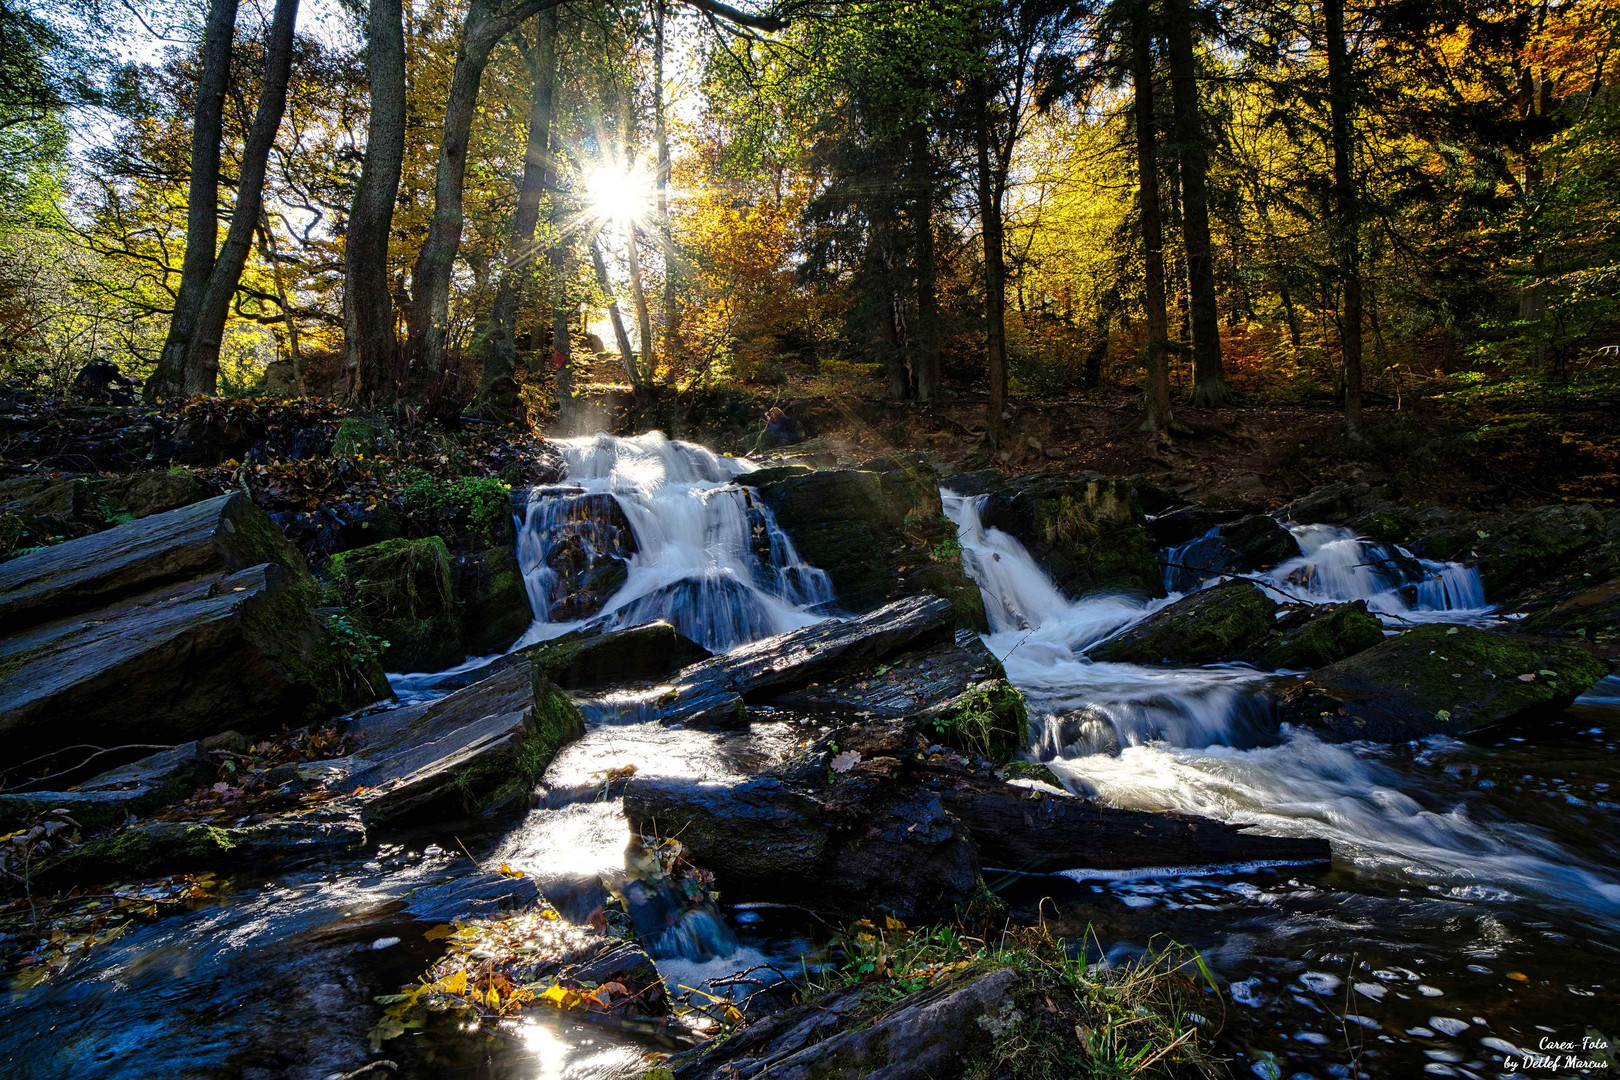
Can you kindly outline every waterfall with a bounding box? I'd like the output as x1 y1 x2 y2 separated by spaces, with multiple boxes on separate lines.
943 485 1620 913
514 432 834 653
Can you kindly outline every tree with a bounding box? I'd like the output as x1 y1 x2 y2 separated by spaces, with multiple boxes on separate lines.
1163 0 1227 406
146 0 300 399
1130 0 1172 431
343 0 407 404
1324 0 1361 437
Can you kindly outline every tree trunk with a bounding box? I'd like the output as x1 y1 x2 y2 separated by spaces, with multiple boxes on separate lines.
343 0 407 404
184 0 301 396
627 223 654 384
974 79 1007 449
591 238 641 389
1325 0 1362 439
476 10 558 422
654 0 679 380
1165 0 1227 407
910 121 941 401
1133 15 1172 433
146 0 240 401
256 210 302 390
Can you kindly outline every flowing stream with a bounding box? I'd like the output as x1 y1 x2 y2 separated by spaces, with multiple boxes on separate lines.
946 489 1620 1079
4 437 1616 1080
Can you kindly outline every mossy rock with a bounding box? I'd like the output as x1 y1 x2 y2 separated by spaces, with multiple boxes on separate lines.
455 544 532 655
523 621 709 690
331 416 393 458
917 680 1030 762
1258 601 1386 670
328 536 465 672
1521 576 1620 640
40 822 235 884
1090 580 1277 664
460 669 587 812
981 473 1164 599
1280 623 1611 742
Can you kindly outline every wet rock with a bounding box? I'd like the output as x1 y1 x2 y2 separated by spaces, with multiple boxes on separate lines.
665 966 1021 1080
40 821 236 883
1089 580 1278 664
435 620 710 694
1280 623 1611 742
533 487 638 622
1 560 387 761
1521 576 1620 642
1033 706 1122 759
345 661 585 823
749 465 987 630
0 742 216 831
404 871 543 923
327 536 466 673
1257 601 1387 670
1282 481 1397 525
657 594 957 728
771 632 1029 758
451 543 532 656
979 472 1164 599
1163 514 1302 592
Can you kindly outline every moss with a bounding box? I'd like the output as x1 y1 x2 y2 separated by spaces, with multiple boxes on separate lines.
401 473 514 547
997 760 1065 788
331 416 393 458
328 536 464 671
1261 602 1386 669
1091 580 1277 664
241 569 388 716
43 823 235 884
466 671 587 813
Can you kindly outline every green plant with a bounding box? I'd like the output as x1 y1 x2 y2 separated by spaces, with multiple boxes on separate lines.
324 612 386 669
401 474 512 546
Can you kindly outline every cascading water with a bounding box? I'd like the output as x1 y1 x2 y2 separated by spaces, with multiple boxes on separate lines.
1164 521 1492 625
943 488 1620 912
514 432 833 653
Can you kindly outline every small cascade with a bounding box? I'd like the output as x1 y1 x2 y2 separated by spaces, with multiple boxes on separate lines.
514 432 834 653
1163 521 1491 624
944 483 1620 916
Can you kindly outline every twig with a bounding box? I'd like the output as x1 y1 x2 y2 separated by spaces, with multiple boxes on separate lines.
6 744 176 792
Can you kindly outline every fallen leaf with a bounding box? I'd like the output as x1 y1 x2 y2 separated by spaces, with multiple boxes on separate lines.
1518 673 1537 682
830 750 862 773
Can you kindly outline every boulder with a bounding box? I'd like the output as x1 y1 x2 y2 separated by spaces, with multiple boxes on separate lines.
1089 580 1277 664
1256 601 1386 670
0 742 216 832
1521 576 1620 643
344 659 585 823
1161 514 1301 592
1281 481 1397 525
664 967 1022 1080
435 620 710 694
105 471 210 519
530 487 637 621
772 633 1029 759
625 714 1329 918
978 472 1163 599
748 464 987 630
327 536 466 672
655 594 957 728
452 544 533 655
0 561 388 760
1146 504 1245 548
1280 623 1611 742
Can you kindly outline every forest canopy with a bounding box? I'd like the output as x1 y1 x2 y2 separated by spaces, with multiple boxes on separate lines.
0 0 1616 441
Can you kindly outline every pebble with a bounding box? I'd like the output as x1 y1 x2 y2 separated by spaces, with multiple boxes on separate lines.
1430 1017 1469 1036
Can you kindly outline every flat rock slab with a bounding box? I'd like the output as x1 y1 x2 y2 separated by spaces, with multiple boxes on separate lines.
667 967 1022 1080
0 742 215 830
0 491 302 631
657 594 956 728
1281 623 1611 741
770 632 1005 717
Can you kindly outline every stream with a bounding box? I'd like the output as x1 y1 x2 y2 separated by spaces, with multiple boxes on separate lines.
3 432 1615 1080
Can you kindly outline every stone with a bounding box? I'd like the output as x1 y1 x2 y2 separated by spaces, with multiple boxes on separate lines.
1281 481 1396 525
748 465 987 630
656 594 957 728
1280 623 1611 742
1160 514 1301 592
0 491 307 631
327 536 466 673
0 742 216 831
0 562 388 761
1089 580 1278 664
1521 576 1620 642
435 620 710 694
979 472 1164 599
1257 601 1386 670
453 544 533 655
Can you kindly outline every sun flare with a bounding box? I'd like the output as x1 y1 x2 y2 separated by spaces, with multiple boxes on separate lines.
586 162 653 226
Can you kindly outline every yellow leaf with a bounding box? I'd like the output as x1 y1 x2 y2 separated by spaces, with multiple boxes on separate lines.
423 923 456 941
883 916 906 931
496 863 525 878
435 969 468 995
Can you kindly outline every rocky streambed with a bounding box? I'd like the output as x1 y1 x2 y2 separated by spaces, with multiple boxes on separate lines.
1 430 1618 1080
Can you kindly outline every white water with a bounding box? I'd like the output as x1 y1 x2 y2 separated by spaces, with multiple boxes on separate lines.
514 432 833 653
943 490 1620 916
